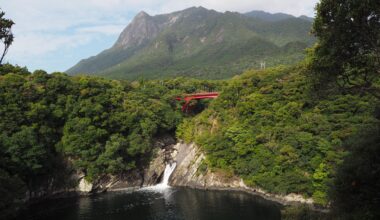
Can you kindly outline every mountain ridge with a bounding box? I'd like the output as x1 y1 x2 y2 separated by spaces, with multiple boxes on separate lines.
244 10 313 22
67 7 315 80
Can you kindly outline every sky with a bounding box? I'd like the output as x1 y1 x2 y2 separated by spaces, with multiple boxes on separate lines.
1 0 319 72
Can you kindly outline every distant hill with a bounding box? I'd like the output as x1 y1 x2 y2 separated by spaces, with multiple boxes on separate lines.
67 7 315 80
244 10 313 22
244 10 293 22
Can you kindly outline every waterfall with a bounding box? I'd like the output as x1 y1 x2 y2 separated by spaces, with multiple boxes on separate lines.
143 163 176 191
159 163 177 187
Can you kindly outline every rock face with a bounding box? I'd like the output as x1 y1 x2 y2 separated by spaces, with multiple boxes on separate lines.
169 141 314 205
90 170 143 192
24 163 80 201
114 11 160 49
81 135 177 192
142 148 166 186
50 137 314 206
142 135 177 186
170 142 248 188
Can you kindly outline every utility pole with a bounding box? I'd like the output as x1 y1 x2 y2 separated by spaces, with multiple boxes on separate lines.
260 61 266 70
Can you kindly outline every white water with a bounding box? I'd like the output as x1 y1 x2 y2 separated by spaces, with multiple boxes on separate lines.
142 163 177 191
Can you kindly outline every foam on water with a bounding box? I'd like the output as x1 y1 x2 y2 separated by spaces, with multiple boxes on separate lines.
142 163 176 192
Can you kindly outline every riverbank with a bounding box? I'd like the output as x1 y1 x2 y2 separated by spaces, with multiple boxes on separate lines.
169 141 329 212
76 140 328 210
10 139 329 220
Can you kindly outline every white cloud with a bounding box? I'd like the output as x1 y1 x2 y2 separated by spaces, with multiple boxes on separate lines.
1 0 319 72
9 33 93 58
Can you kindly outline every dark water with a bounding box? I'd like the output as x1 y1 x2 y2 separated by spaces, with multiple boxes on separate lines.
16 187 282 220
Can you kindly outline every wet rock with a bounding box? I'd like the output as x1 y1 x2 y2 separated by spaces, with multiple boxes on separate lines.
143 148 166 186
107 171 144 190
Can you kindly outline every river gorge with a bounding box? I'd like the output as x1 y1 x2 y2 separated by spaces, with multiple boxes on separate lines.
16 156 283 220
13 140 324 220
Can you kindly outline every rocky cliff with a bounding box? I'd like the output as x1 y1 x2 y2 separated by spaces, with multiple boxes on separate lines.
42 137 314 207
113 11 161 49
169 142 314 206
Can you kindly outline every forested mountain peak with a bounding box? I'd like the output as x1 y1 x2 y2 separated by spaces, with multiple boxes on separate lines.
67 7 314 80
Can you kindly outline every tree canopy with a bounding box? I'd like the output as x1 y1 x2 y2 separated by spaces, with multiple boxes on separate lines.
177 65 379 206
0 64 222 218
0 9 14 65
1 2 380 219
310 0 380 97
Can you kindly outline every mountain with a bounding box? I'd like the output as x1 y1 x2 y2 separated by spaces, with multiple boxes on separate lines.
244 10 294 22
67 7 315 80
244 10 313 22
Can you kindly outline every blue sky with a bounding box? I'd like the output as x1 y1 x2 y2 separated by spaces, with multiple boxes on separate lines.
2 0 319 73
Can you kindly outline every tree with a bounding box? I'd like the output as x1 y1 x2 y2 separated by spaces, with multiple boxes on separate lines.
310 0 380 97
330 126 380 219
0 9 14 65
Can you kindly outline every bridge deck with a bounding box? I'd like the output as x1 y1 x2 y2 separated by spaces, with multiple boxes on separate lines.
175 92 219 112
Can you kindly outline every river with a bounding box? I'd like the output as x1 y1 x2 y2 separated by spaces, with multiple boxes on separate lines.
16 187 282 220
15 163 282 220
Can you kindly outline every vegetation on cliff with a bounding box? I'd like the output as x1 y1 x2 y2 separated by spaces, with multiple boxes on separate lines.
176 65 378 205
1 0 380 219
178 1 380 218
0 64 220 217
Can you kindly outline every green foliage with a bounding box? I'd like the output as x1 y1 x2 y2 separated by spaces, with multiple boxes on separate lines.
309 0 380 97
2 4 379 219
0 65 223 216
67 8 314 80
330 126 380 219
0 8 14 65
0 169 25 218
177 66 378 205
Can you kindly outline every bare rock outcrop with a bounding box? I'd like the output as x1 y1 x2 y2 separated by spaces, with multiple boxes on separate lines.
142 148 166 186
170 141 314 205
170 142 247 188
114 11 160 49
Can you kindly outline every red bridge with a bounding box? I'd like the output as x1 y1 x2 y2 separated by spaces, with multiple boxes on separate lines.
175 92 219 112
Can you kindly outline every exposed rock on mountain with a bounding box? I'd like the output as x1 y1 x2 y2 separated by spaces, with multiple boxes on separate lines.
114 11 160 49
67 7 314 80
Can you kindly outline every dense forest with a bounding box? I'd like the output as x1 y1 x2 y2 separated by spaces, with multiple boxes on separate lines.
0 64 221 218
177 65 378 206
1 0 379 219
177 1 380 218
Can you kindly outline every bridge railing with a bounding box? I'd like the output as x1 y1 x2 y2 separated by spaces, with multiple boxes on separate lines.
175 92 219 112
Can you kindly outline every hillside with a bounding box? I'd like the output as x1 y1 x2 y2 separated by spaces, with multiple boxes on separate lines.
245 10 314 22
67 7 314 80
2 1 380 219
2 63 378 214
0 64 223 217
176 65 379 205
